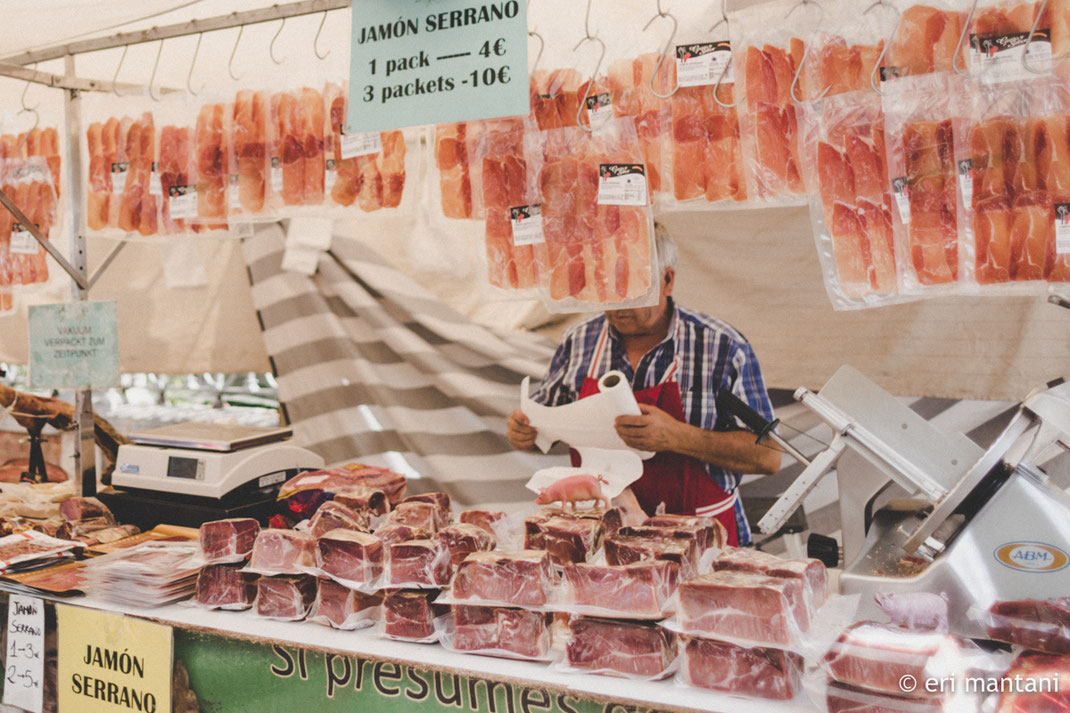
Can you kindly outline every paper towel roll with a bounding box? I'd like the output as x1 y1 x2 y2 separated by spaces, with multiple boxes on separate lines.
597 370 642 416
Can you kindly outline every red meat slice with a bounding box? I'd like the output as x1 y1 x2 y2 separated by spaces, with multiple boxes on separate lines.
402 492 452 529
195 564 258 609
315 529 382 585
256 574 316 620
248 529 315 574
678 571 809 645
387 502 439 533
437 523 495 567
563 560 679 617
232 89 267 213
195 103 227 221
436 123 472 218
386 539 450 586
452 550 555 606
458 510 506 535
199 518 260 564
567 617 676 677
452 605 551 658
539 516 603 565
383 589 440 640
308 501 368 537
682 636 802 700
605 535 699 580
311 578 381 629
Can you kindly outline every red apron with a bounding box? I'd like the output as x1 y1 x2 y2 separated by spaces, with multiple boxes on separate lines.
569 323 741 546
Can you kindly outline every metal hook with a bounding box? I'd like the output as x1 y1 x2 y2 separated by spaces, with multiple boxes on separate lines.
228 23 244 80
1023 0 1062 74
953 0 979 77
112 45 128 97
314 10 330 60
187 32 204 96
581 0 594 40
864 0 901 94
149 38 164 101
710 0 738 108
788 0 831 103
574 35 607 133
709 0 729 34
528 30 545 73
19 63 38 113
270 16 286 64
643 1 679 99
15 107 40 157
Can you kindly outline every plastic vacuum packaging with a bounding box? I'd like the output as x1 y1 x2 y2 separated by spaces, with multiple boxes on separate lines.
255 574 316 621
882 72 965 295
459 509 508 537
562 560 679 619
606 50 672 200
195 563 259 610
798 89 902 309
276 464 407 523
374 523 432 547
382 589 444 642
821 678 953 713
678 634 803 700
400 492 452 529
442 605 553 660
191 101 230 229
311 529 383 588
437 523 496 567
619 513 725 553
307 500 368 538
228 89 270 219
883 1 964 79
308 577 382 630
994 652 1070 712
985 598 1070 654
451 550 557 607
199 518 260 564
1 124 61 198
712 546 830 611
605 534 699 580
265 87 325 212
0 157 56 287
246 529 315 576
333 486 390 517
538 515 604 565
797 0 887 101
384 538 451 588
564 616 676 679
81 540 201 607
964 0 1051 83
676 569 810 647
525 507 624 549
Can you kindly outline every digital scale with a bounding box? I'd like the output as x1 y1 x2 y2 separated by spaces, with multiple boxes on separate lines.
103 422 325 530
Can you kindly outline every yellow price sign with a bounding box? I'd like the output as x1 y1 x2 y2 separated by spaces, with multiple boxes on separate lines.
56 605 172 713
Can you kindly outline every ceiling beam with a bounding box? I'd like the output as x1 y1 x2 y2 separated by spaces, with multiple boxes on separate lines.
0 61 178 94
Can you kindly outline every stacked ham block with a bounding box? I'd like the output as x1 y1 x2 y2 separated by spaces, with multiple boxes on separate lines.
383 589 441 641
195 517 262 610
437 523 495 567
310 578 381 630
200 518 260 564
256 574 316 620
315 530 383 586
680 636 802 700
564 560 679 618
449 605 552 659
452 550 556 607
567 618 676 677
195 564 258 610
986 598 1070 655
307 501 368 538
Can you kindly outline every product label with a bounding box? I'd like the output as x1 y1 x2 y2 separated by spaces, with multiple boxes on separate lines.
9 223 39 255
675 41 733 87
228 174 241 212
892 176 911 225
149 163 162 197
11 164 48 184
879 66 900 83
168 184 197 220
972 29 1052 82
325 159 338 193
232 222 255 238
1055 202 1070 254
110 162 129 195
598 163 648 206
958 158 974 209
584 92 612 130
270 157 283 193
3 595 44 713
509 204 544 245
340 130 382 159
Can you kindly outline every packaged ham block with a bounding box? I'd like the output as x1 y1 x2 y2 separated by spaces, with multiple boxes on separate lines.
386 502 440 532
524 507 622 550
195 563 259 610
459 510 506 536
374 523 432 546
444 605 552 660
677 570 809 646
641 514 725 552
824 679 947 713
199 518 260 564
385 539 450 587
539 516 603 565
985 598 1070 655
401 492 451 529
314 529 383 587
679 635 803 700
307 501 368 538
256 574 316 621
451 550 556 607
59 497 114 523
563 560 679 619
605 534 699 580
566 617 676 678
309 577 381 630
333 486 389 517
713 546 830 609
995 653 1070 713
247 529 315 575
437 523 495 567
382 589 442 642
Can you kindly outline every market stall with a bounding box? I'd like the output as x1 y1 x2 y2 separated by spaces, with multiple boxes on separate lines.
0 0 1068 712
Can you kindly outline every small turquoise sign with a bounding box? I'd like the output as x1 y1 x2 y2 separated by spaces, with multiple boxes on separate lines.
347 0 529 132
28 301 119 389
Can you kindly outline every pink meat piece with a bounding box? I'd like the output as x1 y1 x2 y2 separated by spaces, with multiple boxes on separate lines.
59 497 114 523
682 636 802 700
641 514 725 551
308 501 368 538
451 605 551 658
195 564 258 609
374 523 432 546
402 492 451 529
315 530 383 585
437 523 496 567
199 518 261 564
383 589 440 640
564 560 679 618
826 680 944 713
311 577 381 629
459 510 506 536
387 502 440 532
994 653 1070 713
256 574 316 620
678 571 809 645
524 507 621 550
386 539 450 586
279 464 407 504
333 486 389 516
714 546 830 609
540 516 603 565
567 617 676 677
452 550 555 606
248 529 315 574
822 622 965 697
987 598 1070 655
605 535 699 580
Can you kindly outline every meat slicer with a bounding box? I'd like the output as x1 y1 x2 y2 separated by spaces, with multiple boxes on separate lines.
728 365 1070 638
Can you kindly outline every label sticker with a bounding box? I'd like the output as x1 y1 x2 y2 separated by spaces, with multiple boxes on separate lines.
958 158 974 209
340 130 382 159
168 184 197 220
3 595 44 713
270 157 283 193
228 175 241 212
11 164 47 184
879 66 900 83
10 224 39 255
892 176 911 224
584 93 612 130
1055 202 1070 254
675 41 733 87
232 222 255 238
325 159 338 193
149 163 162 197
509 204 544 246
972 30 1052 82
994 541 1070 572
598 164 648 206
110 162 129 195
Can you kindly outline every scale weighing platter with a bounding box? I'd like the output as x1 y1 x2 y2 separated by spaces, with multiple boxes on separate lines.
129 422 293 452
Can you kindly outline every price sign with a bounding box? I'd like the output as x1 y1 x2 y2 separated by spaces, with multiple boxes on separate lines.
347 0 529 132
3 595 44 713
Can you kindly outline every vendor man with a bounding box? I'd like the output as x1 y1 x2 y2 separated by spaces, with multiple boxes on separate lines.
507 224 780 546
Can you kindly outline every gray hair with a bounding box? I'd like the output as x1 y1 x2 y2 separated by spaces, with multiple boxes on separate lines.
654 222 678 275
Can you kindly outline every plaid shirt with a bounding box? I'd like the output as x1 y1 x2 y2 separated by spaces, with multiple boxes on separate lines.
529 300 774 544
